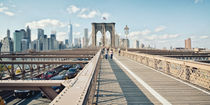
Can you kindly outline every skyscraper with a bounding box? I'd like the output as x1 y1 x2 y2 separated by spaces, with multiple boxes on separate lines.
1 29 13 53
26 26 31 47
84 28 88 47
21 39 28 52
134 40 139 48
185 38 191 49
68 22 73 48
38 28 44 40
13 29 25 52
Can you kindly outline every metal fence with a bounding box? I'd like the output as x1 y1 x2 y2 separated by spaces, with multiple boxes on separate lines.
50 49 101 105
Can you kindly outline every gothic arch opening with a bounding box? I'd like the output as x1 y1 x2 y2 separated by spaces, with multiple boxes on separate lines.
91 23 115 48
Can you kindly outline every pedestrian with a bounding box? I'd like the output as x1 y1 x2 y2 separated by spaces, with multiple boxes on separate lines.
105 48 108 59
110 49 113 59
118 49 121 56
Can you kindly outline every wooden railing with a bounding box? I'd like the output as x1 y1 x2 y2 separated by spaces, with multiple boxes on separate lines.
119 50 210 90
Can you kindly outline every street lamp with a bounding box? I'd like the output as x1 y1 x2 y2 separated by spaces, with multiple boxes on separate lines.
124 25 129 51
124 25 129 39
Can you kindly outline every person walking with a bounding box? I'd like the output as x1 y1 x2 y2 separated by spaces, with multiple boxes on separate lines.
105 48 108 59
110 49 113 59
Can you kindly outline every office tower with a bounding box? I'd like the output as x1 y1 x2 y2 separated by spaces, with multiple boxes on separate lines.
43 35 48 51
1 29 13 53
119 38 129 49
49 33 57 50
26 26 31 45
134 40 139 48
84 28 88 47
65 39 69 45
38 28 44 40
21 39 28 52
68 22 73 48
13 30 25 52
7 29 10 37
185 38 191 49
140 43 145 48
115 34 120 48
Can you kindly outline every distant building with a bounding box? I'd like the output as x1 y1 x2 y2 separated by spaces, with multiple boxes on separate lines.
21 39 28 52
185 38 191 49
115 34 120 48
74 38 81 48
26 26 31 48
13 29 25 52
84 28 88 48
1 29 13 53
0 42 2 52
65 39 69 45
134 40 139 48
68 22 73 48
120 38 129 49
140 43 145 48
38 28 44 40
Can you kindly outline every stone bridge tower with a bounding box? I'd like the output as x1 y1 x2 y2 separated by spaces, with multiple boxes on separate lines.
91 23 115 48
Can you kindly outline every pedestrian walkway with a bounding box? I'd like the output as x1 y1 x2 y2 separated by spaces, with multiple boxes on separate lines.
94 57 154 105
114 55 210 105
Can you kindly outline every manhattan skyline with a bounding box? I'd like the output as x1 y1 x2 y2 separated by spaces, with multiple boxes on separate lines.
0 0 210 49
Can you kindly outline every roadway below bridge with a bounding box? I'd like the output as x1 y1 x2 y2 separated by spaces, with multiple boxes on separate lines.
94 55 210 105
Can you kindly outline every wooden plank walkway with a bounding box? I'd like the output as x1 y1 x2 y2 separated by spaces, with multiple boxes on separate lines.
94 58 154 105
114 55 210 105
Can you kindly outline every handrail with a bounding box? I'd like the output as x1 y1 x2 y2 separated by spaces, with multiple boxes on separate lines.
119 50 210 90
50 49 101 105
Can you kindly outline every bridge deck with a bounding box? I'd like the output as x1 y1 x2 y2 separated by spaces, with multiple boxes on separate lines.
94 55 210 105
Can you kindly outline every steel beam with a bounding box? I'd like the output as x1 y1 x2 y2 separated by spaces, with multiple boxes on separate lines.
0 55 93 58
0 61 88 64
40 87 58 100
0 80 64 90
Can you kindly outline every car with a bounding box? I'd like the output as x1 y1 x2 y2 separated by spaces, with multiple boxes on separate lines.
41 75 65 98
14 78 40 98
62 65 72 70
40 70 56 80
65 68 78 79
75 64 83 70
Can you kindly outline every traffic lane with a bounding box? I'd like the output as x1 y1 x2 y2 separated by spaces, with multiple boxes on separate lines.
5 92 50 105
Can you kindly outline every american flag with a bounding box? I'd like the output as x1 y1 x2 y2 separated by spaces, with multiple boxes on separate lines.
103 17 107 20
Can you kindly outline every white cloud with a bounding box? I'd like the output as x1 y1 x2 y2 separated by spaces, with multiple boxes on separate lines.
80 8 88 13
67 5 80 14
200 35 209 39
78 10 98 19
145 34 179 40
74 23 80 27
129 29 151 37
4 11 14 16
145 35 157 40
154 25 167 32
194 0 203 4
57 32 67 41
0 5 14 16
67 5 110 19
25 19 66 29
0 3 3 7
159 34 179 39
0 7 8 12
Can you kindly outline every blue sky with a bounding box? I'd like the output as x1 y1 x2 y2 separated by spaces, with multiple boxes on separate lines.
0 0 210 49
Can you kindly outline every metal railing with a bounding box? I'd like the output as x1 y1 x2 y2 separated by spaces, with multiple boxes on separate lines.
50 49 101 105
119 50 210 90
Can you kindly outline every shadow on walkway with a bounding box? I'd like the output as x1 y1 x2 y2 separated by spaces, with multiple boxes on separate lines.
109 58 154 105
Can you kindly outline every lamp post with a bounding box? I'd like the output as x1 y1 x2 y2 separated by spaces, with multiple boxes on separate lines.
124 25 129 51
